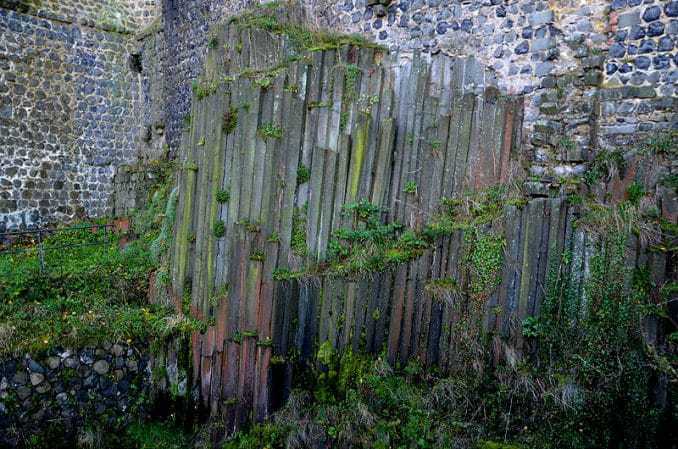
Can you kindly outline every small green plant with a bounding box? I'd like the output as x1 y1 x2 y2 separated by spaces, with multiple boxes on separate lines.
404 180 417 194
521 316 540 338
626 181 645 205
216 189 230 203
250 250 265 262
223 107 238 134
192 78 218 100
258 123 283 139
297 164 311 185
213 220 226 238
208 35 219 49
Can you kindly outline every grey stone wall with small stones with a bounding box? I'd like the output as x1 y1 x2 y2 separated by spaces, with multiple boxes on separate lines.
0 0 160 33
0 1 161 230
0 344 151 447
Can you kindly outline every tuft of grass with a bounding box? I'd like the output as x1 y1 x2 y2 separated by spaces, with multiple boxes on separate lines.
223 107 238 134
258 123 283 140
213 220 226 238
216 189 230 203
296 164 311 185
404 180 417 194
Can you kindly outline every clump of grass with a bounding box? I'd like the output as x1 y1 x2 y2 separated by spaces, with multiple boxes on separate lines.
258 123 283 139
223 106 238 134
192 78 219 101
213 220 226 238
291 205 308 257
216 189 230 203
404 180 417 194
297 164 311 185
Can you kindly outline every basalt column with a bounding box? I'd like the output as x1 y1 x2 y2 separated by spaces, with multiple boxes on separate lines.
169 8 526 426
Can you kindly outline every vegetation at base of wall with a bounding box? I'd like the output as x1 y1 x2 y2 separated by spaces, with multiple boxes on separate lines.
223 198 676 449
0 161 204 356
222 354 530 449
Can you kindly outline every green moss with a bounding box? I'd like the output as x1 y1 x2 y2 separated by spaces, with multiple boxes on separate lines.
222 106 238 134
258 123 283 140
291 205 308 257
250 250 265 262
216 189 230 203
230 8 385 53
403 180 417 194
626 181 645 205
213 220 226 238
296 164 311 185
349 121 368 198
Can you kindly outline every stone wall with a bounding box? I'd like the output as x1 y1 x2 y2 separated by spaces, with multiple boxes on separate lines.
1 0 674 229
158 0 676 183
0 0 160 32
0 343 151 447
161 0 248 151
0 1 161 230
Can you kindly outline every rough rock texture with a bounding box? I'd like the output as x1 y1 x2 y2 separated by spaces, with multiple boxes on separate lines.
0 344 151 448
158 0 676 190
0 0 159 32
165 17 674 427
2 0 675 229
0 1 162 229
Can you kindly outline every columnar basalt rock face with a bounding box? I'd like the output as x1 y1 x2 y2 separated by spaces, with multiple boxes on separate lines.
167 11 527 424
0 1 161 229
0 344 151 448
162 5 675 428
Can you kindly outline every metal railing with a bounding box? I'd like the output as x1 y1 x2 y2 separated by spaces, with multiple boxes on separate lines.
0 224 116 274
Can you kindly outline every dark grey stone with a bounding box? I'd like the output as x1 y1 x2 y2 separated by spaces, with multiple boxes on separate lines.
666 2 678 17
611 0 627 9
515 40 529 54
629 25 646 40
619 63 633 74
647 21 665 37
608 42 626 58
653 55 671 70
642 5 661 22
658 36 674 51
638 39 656 53
635 56 651 69
618 11 640 28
